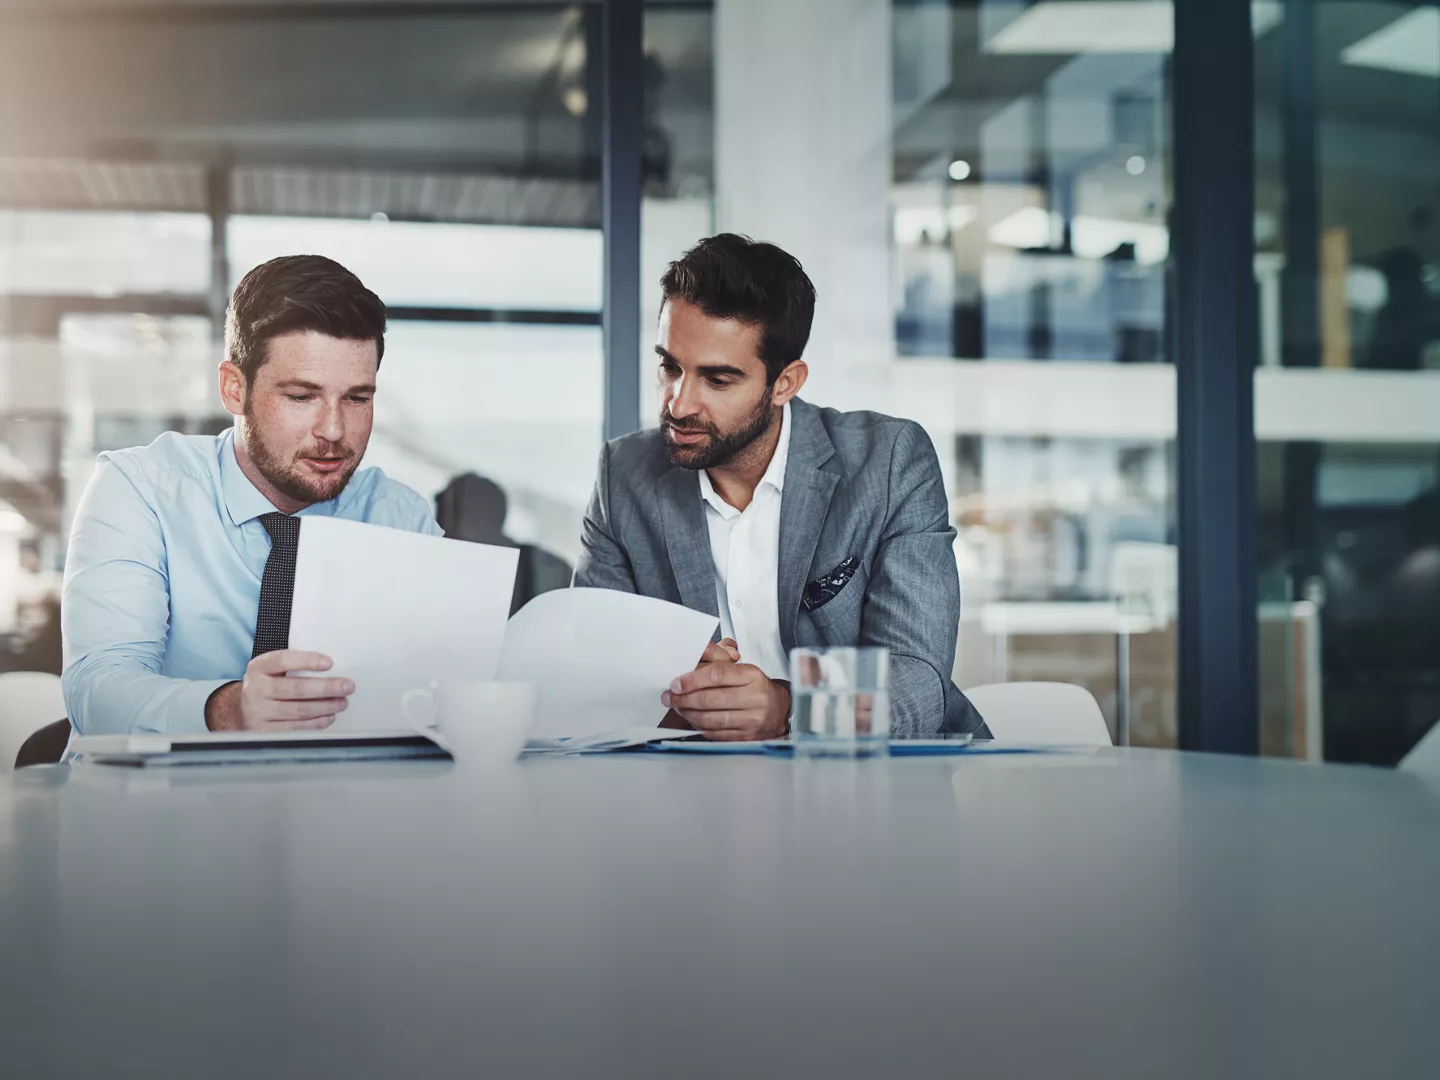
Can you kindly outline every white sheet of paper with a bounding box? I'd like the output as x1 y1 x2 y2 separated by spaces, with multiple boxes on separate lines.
497 588 719 739
523 727 697 754
289 517 519 731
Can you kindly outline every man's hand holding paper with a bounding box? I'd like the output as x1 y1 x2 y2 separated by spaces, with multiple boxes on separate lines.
205 651 354 732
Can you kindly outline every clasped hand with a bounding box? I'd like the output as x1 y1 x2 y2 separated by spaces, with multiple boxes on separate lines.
661 639 791 742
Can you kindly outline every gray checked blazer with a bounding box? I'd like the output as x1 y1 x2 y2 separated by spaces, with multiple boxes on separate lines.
573 398 987 738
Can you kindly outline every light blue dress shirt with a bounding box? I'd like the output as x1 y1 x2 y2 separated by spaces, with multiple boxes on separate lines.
61 429 442 736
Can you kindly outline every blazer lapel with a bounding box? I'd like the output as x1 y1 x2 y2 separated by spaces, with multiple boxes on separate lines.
656 466 719 618
778 400 840 654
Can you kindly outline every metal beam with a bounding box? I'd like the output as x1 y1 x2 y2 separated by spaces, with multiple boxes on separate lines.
601 0 644 440
1173 0 1260 754
1279 0 1322 593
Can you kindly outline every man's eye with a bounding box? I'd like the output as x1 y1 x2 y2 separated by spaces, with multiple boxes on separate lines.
707 378 732 389
346 396 373 405
286 394 313 403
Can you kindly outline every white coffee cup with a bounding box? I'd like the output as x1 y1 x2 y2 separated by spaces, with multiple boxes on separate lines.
401 680 536 764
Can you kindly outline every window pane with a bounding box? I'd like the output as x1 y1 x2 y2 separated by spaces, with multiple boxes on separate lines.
1255 1 1440 763
0 210 210 296
229 217 602 313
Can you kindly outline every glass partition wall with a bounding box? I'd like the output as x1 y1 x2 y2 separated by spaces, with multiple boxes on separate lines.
1255 0 1440 764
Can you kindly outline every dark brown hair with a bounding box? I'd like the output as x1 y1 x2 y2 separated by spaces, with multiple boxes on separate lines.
225 254 387 384
660 233 817 383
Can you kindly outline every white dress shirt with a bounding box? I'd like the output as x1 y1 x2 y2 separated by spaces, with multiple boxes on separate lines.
698 402 792 681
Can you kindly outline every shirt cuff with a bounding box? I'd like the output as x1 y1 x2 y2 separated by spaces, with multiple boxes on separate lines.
164 678 235 735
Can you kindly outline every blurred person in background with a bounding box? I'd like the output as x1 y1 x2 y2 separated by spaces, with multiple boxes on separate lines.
435 472 571 615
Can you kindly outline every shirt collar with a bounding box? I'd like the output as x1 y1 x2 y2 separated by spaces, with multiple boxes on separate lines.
699 401 792 518
219 427 341 526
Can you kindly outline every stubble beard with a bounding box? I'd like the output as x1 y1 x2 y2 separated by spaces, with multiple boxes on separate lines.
661 393 775 471
242 404 361 507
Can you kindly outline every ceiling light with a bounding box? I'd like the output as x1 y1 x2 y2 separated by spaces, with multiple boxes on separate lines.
1126 155 1147 176
985 1 1283 54
948 159 972 181
1341 9 1440 78
563 86 589 117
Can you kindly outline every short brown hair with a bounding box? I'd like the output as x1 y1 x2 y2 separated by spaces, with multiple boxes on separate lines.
225 254 387 384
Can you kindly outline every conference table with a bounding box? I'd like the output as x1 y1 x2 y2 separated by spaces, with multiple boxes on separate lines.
3 745 1438 1077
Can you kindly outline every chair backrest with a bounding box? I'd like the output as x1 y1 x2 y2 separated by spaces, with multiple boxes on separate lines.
964 682 1113 747
0 671 67 772
1399 719 1440 780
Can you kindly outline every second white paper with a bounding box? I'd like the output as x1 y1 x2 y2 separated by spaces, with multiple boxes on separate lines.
497 588 719 739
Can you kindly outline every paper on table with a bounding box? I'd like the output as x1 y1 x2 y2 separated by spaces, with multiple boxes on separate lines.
524 727 699 754
289 517 519 730
497 588 719 739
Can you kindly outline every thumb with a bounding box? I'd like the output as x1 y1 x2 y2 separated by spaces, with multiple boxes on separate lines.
699 638 742 666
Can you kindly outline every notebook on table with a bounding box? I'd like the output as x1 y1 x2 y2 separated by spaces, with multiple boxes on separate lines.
68 730 452 768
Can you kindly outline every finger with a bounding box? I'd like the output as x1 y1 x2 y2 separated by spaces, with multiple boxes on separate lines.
267 676 355 701
666 686 766 712
704 728 761 743
674 708 744 732
266 698 349 723
264 715 337 731
699 639 741 665
249 650 333 676
670 663 755 696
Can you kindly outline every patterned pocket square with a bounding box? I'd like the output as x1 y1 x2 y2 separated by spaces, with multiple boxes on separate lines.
801 557 861 613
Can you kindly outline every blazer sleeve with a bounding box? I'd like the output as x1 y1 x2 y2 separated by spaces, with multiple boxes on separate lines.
860 422 960 738
572 440 639 594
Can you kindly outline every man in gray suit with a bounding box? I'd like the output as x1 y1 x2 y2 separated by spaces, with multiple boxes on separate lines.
575 234 985 741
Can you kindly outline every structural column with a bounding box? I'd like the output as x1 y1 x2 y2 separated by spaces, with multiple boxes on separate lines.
1173 0 1261 754
713 0 895 412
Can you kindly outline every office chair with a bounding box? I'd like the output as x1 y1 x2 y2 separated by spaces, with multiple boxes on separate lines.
0 671 67 770
962 682 1113 747
16 719 72 768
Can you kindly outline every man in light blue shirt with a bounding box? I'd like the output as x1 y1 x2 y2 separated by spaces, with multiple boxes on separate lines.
62 255 441 736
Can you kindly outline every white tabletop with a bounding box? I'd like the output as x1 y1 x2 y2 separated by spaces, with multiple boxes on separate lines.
3 748 1438 1078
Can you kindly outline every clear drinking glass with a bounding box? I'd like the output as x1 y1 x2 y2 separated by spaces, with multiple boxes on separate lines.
788 646 891 757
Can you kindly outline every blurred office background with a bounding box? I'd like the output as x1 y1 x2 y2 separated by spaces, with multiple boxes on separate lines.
0 0 1436 763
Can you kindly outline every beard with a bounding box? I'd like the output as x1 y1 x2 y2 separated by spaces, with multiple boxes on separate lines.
242 405 361 507
661 392 775 470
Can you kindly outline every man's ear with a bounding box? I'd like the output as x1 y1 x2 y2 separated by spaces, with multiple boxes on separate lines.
218 361 247 418
770 360 808 407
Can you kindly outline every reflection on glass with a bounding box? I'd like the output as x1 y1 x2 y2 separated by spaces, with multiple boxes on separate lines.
1255 0 1440 764
893 0 1177 744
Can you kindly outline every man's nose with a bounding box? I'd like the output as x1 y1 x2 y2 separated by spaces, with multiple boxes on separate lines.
667 377 701 419
315 401 345 444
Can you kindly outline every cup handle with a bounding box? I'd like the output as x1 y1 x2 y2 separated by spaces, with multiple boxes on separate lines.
401 687 437 729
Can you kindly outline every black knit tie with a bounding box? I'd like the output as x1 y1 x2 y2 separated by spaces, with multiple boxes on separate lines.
251 513 301 658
